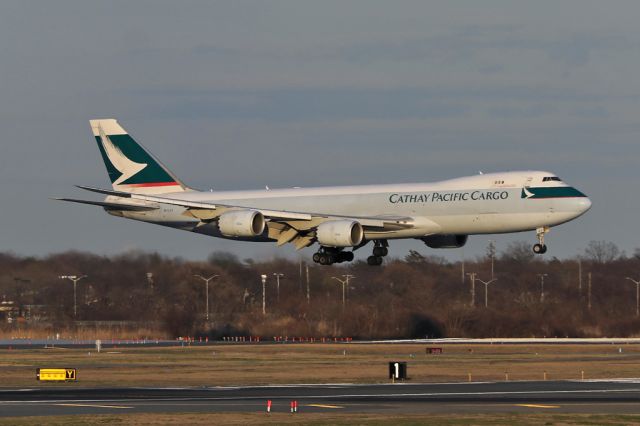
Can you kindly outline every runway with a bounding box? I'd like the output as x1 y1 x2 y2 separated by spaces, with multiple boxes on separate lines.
2 380 640 417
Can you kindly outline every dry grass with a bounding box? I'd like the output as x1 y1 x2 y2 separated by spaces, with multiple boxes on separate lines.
0 327 168 340
1 413 640 425
1 343 640 387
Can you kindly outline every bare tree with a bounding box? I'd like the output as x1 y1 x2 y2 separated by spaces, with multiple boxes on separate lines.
2 245 640 339
501 241 535 264
486 240 497 261
584 240 620 264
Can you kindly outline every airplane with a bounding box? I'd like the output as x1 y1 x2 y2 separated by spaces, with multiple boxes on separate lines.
56 119 592 266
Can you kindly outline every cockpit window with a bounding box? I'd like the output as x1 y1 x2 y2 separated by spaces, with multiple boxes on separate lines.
543 176 561 182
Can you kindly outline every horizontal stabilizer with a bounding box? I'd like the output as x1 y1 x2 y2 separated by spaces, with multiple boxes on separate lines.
76 185 133 198
53 198 158 212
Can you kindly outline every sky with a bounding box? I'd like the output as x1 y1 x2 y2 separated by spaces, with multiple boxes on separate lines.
0 1 638 262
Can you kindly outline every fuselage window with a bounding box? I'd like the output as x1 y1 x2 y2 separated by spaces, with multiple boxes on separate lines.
543 176 561 182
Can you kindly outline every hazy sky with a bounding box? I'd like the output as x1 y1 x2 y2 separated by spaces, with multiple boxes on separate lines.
1 1 638 262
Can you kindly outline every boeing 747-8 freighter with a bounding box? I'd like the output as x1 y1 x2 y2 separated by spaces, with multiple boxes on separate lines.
56 119 592 265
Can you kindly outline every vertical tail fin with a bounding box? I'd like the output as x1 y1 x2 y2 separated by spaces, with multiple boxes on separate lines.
90 119 189 194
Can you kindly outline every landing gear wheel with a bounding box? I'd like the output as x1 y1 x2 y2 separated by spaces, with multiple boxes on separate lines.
318 253 333 265
339 251 355 262
533 244 547 254
314 247 354 265
367 256 383 266
373 246 388 257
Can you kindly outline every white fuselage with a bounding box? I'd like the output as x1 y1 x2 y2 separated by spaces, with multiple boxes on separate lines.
109 170 591 243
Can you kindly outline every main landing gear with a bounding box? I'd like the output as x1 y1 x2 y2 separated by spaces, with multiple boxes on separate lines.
367 240 389 266
312 248 354 265
312 240 390 266
532 226 549 254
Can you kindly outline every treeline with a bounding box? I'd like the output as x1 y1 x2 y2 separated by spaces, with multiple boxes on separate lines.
1 240 640 339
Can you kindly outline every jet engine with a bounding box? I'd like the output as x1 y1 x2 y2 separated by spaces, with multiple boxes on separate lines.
218 210 265 237
316 220 364 247
420 234 468 249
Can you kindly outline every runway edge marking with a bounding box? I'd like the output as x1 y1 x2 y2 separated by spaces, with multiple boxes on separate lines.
516 404 560 409
307 404 345 409
56 403 133 409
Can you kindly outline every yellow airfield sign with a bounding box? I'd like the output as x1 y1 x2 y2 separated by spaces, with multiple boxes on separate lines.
36 368 77 381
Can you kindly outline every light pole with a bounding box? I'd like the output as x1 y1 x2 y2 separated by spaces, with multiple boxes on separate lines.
261 274 267 315
332 275 355 309
487 240 496 280
475 278 497 308
587 272 591 311
59 275 87 319
306 264 310 304
273 273 284 303
626 277 640 317
194 274 219 322
578 259 582 295
466 272 477 306
537 273 548 303
299 258 303 292
461 248 465 284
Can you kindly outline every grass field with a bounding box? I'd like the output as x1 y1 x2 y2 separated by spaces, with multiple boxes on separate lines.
2 413 640 425
1 343 640 387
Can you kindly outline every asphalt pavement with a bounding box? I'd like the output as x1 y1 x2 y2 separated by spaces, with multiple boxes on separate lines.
2 380 640 417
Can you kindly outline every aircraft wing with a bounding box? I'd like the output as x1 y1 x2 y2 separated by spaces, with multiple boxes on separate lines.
75 185 417 249
53 197 159 212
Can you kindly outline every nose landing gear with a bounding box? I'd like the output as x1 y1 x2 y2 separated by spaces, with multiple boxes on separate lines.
533 226 549 254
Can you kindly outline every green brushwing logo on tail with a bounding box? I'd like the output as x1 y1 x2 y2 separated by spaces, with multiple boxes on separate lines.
95 133 177 187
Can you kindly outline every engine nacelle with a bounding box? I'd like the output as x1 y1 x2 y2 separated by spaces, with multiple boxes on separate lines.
218 210 265 237
421 234 468 249
316 220 364 247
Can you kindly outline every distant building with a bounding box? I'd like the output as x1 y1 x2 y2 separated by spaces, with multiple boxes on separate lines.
0 299 18 323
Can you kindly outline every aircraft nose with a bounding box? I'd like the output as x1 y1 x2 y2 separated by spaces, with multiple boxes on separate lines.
576 196 592 214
